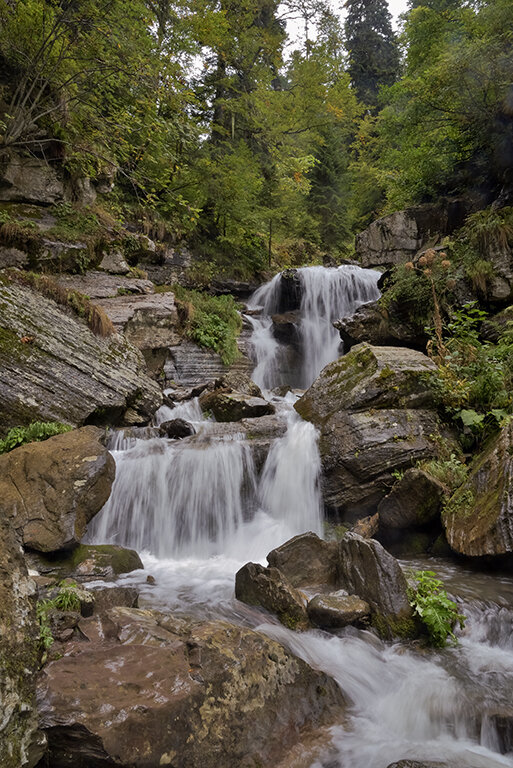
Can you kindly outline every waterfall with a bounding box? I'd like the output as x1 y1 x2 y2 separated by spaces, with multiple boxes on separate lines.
247 265 380 389
88 409 323 559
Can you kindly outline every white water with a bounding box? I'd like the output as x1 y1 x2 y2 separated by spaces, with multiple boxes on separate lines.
88 267 513 768
247 265 380 389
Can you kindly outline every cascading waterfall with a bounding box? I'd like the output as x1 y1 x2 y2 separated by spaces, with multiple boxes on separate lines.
247 265 380 389
88 408 323 560
88 265 513 768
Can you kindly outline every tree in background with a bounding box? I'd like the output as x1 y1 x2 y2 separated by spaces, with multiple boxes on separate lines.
344 0 399 109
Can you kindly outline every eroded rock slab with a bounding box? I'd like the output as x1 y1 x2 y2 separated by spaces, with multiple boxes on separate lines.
0 427 115 553
37 607 343 768
0 280 162 432
307 593 370 629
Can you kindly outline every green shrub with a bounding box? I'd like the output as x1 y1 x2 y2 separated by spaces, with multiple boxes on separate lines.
173 285 242 365
0 421 73 454
420 453 467 492
407 570 466 648
36 581 82 659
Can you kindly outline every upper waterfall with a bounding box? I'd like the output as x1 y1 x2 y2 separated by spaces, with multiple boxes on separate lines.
247 265 380 390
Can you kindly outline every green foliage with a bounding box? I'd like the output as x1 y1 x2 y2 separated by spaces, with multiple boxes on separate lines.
407 570 466 647
36 581 82 658
0 421 72 454
48 202 100 242
173 285 242 365
420 453 467 493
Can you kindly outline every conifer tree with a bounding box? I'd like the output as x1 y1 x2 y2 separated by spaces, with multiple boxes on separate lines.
344 0 399 108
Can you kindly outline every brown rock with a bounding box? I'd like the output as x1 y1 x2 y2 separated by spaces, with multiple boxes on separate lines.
266 532 338 588
235 562 309 629
0 427 115 553
307 593 370 629
37 607 344 768
351 513 379 538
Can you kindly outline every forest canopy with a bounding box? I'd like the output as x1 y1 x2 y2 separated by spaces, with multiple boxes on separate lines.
1 0 512 278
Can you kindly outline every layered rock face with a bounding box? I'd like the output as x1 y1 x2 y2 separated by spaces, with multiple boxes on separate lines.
443 422 513 557
0 506 44 768
0 280 162 432
0 426 115 552
37 607 344 768
355 200 469 269
295 343 452 517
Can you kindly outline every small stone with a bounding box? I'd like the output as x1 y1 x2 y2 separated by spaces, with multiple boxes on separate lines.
307 593 370 629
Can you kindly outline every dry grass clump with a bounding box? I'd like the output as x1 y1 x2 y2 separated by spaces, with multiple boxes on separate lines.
5 270 115 337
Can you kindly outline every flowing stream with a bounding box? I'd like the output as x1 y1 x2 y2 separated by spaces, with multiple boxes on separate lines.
88 266 513 768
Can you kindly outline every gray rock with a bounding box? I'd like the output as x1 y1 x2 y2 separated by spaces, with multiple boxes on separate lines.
335 301 426 352
36 238 89 272
165 340 252 388
355 200 469 269
0 426 115 553
272 311 301 348
267 532 338 588
481 305 513 343
52 270 154 299
443 421 513 557
295 344 452 516
91 587 139 613
378 468 445 529
99 248 130 275
28 544 143 581
386 763 455 768
37 607 343 767
235 562 309 629
0 245 29 269
0 280 162 432
200 390 275 422
307 593 370 629
338 533 415 638
0 155 64 204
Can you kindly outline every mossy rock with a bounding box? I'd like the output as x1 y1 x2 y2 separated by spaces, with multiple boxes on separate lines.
443 422 513 557
32 544 143 581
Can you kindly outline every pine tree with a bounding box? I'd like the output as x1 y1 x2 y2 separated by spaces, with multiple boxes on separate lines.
344 0 399 108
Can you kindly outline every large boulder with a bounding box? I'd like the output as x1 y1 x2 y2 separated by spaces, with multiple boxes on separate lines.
0 427 115 553
335 301 426 352
37 607 344 767
0 279 162 432
200 390 275 421
266 532 338 588
443 422 513 557
235 562 309 630
355 200 469 269
0 155 64 204
378 468 445 529
337 533 415 638
295 344 450 516
0 502 45 767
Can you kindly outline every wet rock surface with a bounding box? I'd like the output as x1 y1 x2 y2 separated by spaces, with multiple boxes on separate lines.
307 593 370 629
37 607 344 768
0 280 162 432
337 533 415 638
235 562 310 629
200 389 275 421
295 343 452 516
28 544 143 582
335 301 426 352
267 532 338 588
443 421 513 557
0 427 115 553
